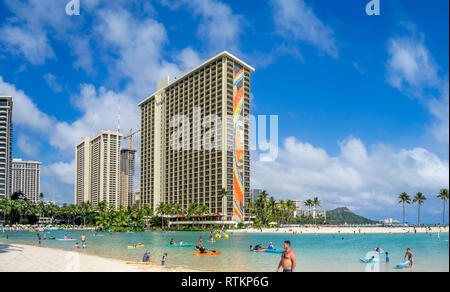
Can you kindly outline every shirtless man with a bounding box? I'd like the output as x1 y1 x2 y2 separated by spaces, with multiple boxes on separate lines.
404 248 414 268
276 240 296 272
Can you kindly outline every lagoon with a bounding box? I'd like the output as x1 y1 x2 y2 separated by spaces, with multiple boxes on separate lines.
0 230 448 272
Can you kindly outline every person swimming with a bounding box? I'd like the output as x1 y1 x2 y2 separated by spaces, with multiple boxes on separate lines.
362 256 375 263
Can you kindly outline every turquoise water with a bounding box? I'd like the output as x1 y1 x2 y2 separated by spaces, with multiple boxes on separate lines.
0 230 448 272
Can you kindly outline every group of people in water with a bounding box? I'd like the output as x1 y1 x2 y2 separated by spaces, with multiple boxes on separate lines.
362 247 414 268
249 242 275 251
140 250 167 265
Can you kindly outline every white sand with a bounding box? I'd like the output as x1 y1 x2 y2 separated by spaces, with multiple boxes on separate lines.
0 243 197 272
229 226 448 234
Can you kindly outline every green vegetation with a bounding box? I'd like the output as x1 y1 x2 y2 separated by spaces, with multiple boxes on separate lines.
437 188 449 226
326 207 376 225
247 190 297 227
398 192 411 225
413 192 427 226
0 197 214 230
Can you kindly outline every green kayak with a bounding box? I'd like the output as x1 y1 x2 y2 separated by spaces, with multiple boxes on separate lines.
166 243 193 247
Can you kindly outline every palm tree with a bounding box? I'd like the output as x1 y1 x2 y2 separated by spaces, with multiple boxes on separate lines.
312 197 322 225
186 202 200 221
437 188 449 226
305 199 313 218
413 192 427 226
286 200 296 224
79 202 92 226
0 199 11 223
219 188 230 216
156 202 170 228
398 192 411 225
198 205 210 222
255 191 268 225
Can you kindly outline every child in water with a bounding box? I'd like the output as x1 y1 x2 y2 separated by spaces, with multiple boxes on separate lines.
385 252 390 262
162 253 167 266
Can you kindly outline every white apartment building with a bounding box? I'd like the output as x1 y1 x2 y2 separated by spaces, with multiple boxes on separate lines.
0 96 13 199
75 130 123 207
11 159 41 202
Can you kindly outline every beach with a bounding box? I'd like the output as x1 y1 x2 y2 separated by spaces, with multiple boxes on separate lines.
229 226 448 235
0 243 196 272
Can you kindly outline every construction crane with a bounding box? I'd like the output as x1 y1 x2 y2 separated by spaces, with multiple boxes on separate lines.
123 129 140 149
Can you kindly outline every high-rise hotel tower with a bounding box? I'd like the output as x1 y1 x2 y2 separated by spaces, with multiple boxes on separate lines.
75 130 123 207
0 96 13 199
12 159 41 203
139 52 254 222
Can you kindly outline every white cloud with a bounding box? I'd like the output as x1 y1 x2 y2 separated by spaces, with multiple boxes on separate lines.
0 25 55 65
44 73 62 92
42 160 75 186
17 134 40 158
0 0 70 64
386 35 439 91
270 0 338 58
386 27 449 147
0 76 54 133
94 7 201 97
162 0 243 54
0 0 95 72
252 137 449 214
51 84 140 152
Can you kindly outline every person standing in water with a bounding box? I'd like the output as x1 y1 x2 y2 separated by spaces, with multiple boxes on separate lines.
81 233 86 245
385 251 390 263
276 241 296 272
162 253 167 266
404 248 414 268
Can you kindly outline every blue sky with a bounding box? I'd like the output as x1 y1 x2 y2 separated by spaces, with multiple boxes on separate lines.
0 0 448 223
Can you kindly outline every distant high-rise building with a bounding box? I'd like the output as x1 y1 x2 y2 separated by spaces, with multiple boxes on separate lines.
139 51 254 222
120 148 137 207
0 96 13 199
75 130 123 207
11 159 41 203
251 189 263 202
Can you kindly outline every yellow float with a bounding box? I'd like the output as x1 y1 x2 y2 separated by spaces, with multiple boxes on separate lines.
215 234 222 239
224 234 229 239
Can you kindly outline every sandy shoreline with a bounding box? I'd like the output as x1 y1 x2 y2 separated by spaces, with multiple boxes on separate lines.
0 243 198 272
229 226 448 234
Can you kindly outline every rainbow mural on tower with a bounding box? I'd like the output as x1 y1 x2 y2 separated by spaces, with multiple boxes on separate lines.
233 62 245 222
